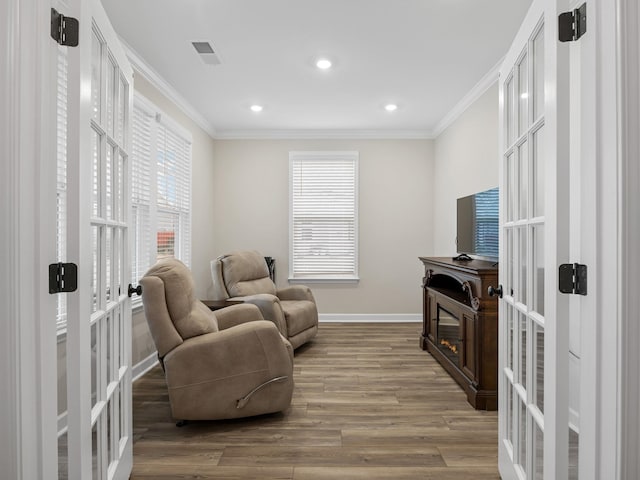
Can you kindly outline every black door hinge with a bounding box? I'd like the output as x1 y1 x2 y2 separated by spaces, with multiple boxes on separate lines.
559 3 587 42
49 262 78 294
51 8 79 47
559 263 587 295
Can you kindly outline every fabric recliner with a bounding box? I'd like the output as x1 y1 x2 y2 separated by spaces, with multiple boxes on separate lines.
211 250 318 349
140 258 294 422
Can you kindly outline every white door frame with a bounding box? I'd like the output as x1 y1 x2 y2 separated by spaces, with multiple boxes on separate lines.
0 0 59 477
618 0 640 477
588 0 626 477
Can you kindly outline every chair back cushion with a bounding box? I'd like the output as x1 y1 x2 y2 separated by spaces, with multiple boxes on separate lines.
219 250 277 297
141 259 218 357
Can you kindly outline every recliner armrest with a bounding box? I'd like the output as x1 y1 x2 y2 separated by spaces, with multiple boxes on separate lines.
276 285 316 303
233 293 288 337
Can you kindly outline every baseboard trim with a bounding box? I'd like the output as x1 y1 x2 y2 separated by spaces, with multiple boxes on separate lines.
319 313 422 323
132 352 159 382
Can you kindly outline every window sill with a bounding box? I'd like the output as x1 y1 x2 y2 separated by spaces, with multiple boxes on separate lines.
288 276 360 285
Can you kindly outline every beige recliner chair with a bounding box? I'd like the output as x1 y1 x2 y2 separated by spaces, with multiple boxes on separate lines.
140 258 294 423
211 250 318 349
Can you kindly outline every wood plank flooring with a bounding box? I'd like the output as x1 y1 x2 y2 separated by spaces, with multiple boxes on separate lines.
131 323 499 479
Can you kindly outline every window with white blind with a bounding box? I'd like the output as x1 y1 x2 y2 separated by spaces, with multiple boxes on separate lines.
131 95 192 303
289 151 359 282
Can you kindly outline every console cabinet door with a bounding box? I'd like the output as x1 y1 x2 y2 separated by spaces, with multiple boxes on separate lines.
428 291 437 342
462 313 477 382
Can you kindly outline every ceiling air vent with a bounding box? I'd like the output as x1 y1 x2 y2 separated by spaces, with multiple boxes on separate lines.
192 41 221 66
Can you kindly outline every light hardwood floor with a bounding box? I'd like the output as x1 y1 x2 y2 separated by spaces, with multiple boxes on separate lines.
131 323 499 479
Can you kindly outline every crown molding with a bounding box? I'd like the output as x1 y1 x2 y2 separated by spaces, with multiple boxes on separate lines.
431 57 503 138
120 39 217 138
214 129 434 140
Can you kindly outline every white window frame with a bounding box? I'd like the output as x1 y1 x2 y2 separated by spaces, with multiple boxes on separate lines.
131 94 192 306
289 150 359 283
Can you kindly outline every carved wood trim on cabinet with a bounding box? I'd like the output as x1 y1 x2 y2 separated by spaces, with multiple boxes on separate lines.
419 257 498 410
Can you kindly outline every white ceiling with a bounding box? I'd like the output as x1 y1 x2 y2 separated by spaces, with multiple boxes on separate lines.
101 0 532 138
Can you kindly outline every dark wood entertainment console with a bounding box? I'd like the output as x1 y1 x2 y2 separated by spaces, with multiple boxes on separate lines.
419 257 498 410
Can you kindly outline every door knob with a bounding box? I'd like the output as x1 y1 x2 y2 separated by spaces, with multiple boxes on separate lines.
488 285 503 298
128 284 142 297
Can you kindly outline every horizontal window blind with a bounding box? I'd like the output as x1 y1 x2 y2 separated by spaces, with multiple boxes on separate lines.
131 105 153 291
156 121 192 265
473 187 499 256
156 210 179 259
290 151 358 280
131 96 192 302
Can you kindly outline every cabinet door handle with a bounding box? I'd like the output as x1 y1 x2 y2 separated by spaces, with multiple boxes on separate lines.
488 285 503 298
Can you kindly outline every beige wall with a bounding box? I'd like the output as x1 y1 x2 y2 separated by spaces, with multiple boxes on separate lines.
433 83 500 255
210 139 434 314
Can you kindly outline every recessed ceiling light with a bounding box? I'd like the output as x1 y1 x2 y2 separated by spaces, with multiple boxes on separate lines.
250 105 263 113
316 58 332 70
385 104 398 112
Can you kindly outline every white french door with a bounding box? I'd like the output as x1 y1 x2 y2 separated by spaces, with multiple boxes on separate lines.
60 0 133 477
498 3 549 476
498 0 600 479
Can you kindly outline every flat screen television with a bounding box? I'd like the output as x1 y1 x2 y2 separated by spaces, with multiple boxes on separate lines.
456 187 499 260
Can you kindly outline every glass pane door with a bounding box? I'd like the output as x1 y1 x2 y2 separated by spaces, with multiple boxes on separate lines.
88 5 133 477
498 1 564 477
64 0 133 477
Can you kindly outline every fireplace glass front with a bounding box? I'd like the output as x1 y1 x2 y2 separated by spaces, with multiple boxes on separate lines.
437 306 460 363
